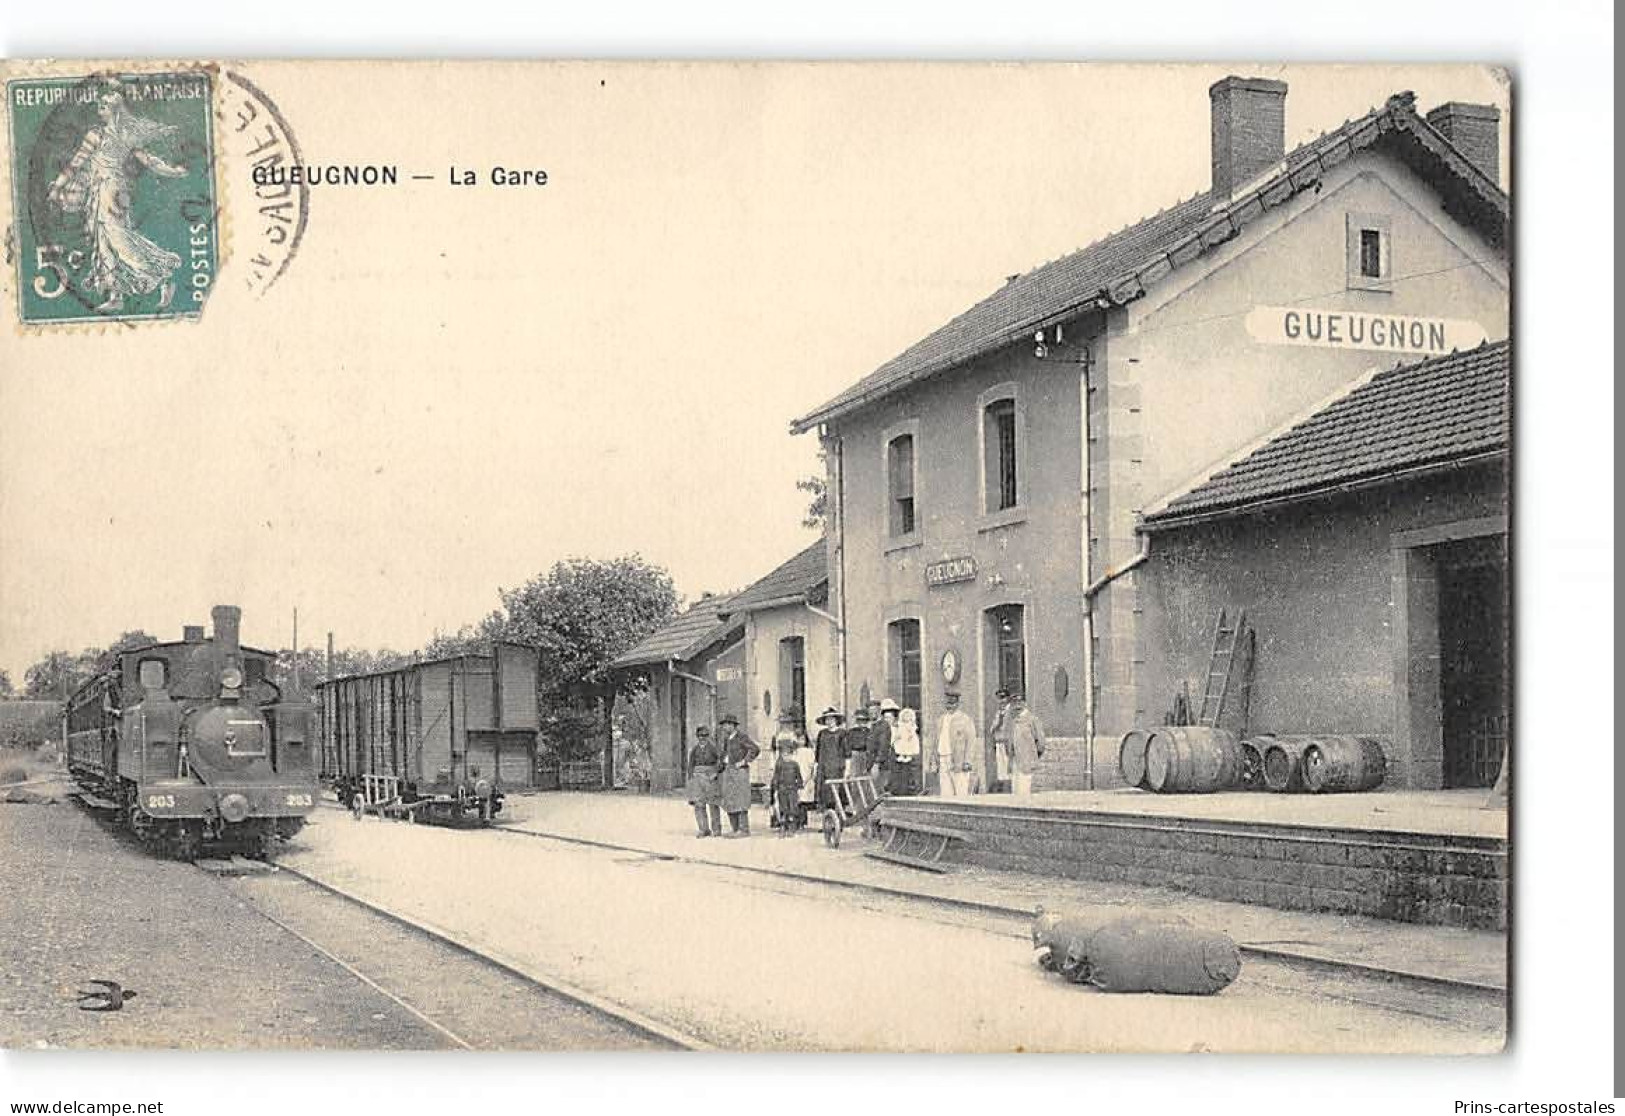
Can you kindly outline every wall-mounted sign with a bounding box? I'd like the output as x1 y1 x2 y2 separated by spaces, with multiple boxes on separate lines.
926 556 978 588
1245 306 1488 357
714 666 742 682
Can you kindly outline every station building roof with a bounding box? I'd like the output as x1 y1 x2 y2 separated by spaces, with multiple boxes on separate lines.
790 92 1508 435
1140 339 1509 530
717 539 828 614
611 593 741 670
611 537 829 671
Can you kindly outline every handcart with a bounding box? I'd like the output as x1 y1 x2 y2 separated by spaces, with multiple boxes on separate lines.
820 774 885 848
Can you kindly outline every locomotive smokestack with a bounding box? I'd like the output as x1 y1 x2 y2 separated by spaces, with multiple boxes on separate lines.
212 605 242 653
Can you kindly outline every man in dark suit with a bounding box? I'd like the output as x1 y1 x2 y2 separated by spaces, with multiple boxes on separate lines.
716 712 760 837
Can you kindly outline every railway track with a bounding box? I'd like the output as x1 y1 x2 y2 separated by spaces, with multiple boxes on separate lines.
205 859 706 1051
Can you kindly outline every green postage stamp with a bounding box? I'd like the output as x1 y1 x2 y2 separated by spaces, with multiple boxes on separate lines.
7 71 218 325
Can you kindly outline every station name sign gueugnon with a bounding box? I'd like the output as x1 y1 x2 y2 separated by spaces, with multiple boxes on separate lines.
925 556 978 588
1245 306 1488 357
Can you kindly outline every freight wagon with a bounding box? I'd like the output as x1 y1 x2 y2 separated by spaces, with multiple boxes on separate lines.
317 643 541 825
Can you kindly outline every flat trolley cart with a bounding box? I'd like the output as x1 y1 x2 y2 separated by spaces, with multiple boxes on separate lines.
820 774 885 848
347 772 497 826
350 773 417 821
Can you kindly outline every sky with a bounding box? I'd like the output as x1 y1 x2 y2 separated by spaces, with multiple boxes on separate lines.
0 62 1511 676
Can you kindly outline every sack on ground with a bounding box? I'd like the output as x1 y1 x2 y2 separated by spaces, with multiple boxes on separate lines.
1033 908 1240 995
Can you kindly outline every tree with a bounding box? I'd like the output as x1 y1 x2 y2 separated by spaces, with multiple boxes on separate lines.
488 555 678 786
24 650 97 699
95 630 160 674
422 612 503 661
797 445 831 530
0 669 13 700
273 645 418 695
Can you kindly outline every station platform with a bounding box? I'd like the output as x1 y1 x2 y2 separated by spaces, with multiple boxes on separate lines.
879 787 1507 931
495 790 1507 990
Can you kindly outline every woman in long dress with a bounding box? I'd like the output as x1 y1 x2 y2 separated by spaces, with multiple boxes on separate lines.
47 90 190 312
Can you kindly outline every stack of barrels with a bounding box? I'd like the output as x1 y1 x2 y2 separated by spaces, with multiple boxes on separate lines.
1119 728 1387 794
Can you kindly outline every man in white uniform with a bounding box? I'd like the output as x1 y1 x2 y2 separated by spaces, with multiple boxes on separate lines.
935 689 977 798
1008 691 1047 797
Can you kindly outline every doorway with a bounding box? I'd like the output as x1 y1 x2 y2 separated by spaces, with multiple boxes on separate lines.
983 604 1026 793
1436 535 1509 789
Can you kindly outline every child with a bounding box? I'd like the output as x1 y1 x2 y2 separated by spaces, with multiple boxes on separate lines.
794 734 817 828
772 743 805 836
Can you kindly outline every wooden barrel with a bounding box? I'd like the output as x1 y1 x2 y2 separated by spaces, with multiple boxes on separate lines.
1118 729 1151 789
1144 727 1242 793
1237 737 1266 790
1261 736 1314 792
1302 736 1388 793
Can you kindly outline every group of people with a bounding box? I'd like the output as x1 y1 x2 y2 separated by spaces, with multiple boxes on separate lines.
683 687 1047 838
684 712 760 838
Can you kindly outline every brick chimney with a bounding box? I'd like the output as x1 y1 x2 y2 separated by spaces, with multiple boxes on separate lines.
1425 101 1500 186
1210 76 1288 199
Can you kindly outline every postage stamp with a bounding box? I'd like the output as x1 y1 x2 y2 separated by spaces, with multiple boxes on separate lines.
7 70 219 325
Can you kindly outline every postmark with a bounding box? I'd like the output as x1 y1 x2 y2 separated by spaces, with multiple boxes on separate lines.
8 70 219 325
216 70 308 297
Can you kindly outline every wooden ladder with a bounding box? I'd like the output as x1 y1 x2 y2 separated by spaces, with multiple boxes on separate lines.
1198 609 1251 731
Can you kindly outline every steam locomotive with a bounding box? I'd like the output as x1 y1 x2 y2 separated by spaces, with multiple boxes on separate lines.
63 605 318 859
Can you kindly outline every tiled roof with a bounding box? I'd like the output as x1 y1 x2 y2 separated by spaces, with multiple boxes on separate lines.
1141 340 1509 528
611 594 741 669
720 538 828 614
790 92 1508 434
610 539 830 670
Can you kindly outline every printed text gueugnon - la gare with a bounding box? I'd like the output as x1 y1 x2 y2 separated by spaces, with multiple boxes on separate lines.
250 164 548 187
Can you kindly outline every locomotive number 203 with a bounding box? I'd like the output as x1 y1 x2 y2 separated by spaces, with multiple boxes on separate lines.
285 793 313 807
146 794 177 809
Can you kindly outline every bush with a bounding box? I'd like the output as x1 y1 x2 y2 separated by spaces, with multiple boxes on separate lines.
0 764 30 784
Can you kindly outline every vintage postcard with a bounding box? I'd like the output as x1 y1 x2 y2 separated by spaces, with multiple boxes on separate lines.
0 60 1511 1055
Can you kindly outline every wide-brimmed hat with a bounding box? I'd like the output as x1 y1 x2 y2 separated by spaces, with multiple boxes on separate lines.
694 725 711 738
815 706 844 725
944 690 961 703
854 707 873 723
994 687 1011 701
717 712 740 726
879 698 902 714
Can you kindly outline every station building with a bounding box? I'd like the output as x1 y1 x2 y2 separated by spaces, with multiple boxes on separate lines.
790 78 1509 791
612 539 836 792
1138 340 1508 790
